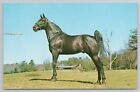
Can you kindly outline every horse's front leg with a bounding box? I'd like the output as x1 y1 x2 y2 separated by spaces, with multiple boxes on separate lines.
51 50 59 81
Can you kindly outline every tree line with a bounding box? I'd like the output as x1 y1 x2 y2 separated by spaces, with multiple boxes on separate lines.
4 60 37 74
110 29 137 70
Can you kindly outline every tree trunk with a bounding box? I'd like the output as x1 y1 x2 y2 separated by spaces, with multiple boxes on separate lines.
109 53 112 70
109 53 118 70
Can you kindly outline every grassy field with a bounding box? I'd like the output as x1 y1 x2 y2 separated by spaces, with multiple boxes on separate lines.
4 70 137 89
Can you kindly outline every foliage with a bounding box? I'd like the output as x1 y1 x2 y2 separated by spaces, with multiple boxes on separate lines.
4 60 37 74
121 50 136 69
19 61 29 72
19 60 37 72
128 29 137 50
28 60 37 71
121 29 137 69
81 61 96 71
103 29 137 70
14 67 18 73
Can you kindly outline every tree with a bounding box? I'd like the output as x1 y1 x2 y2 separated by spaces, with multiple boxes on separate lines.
14 67 18 73
14 63 19 73
105 32 118 70
67 57 80 66
28 60 37 71
116 29 137 70
120 49 137 69
19 61 29 72
128 29 137 50
110 52 118 69
127 29 137 69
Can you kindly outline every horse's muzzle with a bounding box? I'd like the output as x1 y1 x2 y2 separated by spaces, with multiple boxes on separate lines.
33 26 38 32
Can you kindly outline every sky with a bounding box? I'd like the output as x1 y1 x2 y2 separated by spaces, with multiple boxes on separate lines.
4 3 137 64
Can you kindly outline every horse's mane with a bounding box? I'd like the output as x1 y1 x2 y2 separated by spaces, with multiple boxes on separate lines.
49 21 64 33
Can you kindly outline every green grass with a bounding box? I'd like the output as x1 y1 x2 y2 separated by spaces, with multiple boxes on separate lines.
4 70 137 89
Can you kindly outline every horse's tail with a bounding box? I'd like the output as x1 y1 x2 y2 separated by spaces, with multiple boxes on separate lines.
94 30 106 57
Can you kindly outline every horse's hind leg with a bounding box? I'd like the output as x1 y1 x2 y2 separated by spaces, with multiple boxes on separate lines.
97 56 106 84
91 55 106 84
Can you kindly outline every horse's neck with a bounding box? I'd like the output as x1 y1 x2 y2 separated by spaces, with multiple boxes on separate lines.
49 22 61 33
44 21 65 42
45 29 56 42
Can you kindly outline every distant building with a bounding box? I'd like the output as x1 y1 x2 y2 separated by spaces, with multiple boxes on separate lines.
57 64 82 70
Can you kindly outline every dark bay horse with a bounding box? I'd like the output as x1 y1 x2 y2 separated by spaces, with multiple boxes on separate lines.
33 14 106 84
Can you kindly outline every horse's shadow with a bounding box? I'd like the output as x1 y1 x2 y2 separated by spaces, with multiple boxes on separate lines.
29 78 96 84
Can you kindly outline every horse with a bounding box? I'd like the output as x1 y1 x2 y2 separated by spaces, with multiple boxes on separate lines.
33 14 106 84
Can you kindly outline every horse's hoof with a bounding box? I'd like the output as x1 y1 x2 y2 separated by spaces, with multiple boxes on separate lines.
96 80 101 85
50 77 57 81
102 80 106 84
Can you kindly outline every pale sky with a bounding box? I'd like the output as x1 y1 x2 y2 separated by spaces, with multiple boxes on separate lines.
4 3 137 64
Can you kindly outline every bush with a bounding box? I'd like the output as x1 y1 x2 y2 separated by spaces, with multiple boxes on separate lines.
19 61 29 72
28 60 37 71
19 60 37 72
81 61 96 71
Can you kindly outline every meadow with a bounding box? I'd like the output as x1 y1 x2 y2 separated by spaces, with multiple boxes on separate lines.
4 70 137 89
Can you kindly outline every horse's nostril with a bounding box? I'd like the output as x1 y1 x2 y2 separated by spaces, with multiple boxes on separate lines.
33 27 36 30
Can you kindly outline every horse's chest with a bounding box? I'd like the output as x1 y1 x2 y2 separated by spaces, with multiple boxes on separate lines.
49 38 63 53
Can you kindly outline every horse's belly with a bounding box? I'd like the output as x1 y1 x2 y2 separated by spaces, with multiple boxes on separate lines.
49 36 83 54
60 39 84 54
60 50 82 54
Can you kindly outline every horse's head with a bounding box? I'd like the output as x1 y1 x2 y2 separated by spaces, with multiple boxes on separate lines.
33 14 48 32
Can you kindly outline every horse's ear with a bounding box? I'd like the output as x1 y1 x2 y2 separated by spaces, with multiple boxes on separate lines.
43 13 46 18
40 15 43 18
